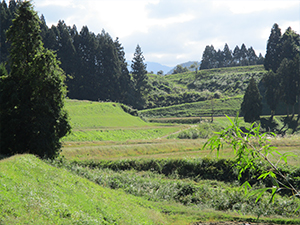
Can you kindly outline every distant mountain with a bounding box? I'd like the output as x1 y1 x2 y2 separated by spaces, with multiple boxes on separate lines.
127 61 173 75
166 61 200 74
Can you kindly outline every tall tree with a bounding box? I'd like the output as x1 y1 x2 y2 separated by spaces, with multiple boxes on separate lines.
222 43 232 67
232 45 241 66
280 27 300 62
0 1 71 158
277 58 298 116
241 78 262 123
131 44 150 109
263 70 281 118
239 43 249 66
247 47 258 65
264 23 282 72
200 45 216 69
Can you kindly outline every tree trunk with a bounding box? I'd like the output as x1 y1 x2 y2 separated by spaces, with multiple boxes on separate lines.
287 105 290 117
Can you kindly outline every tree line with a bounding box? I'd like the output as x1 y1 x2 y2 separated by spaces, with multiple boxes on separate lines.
200 43 264 70
241 23 300 123
0 0 149 109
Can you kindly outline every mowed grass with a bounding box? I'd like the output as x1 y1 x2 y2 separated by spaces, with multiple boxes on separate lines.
64 99 184 142
0 154 171 224
65 99 149 129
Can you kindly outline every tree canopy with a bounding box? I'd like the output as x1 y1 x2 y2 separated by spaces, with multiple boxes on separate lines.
0 1 71 158
241 78 262 123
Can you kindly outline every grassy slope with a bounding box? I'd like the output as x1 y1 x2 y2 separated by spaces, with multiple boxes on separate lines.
140 96 243 118
65 100 148 129
63 100 184 142
0 154 169 224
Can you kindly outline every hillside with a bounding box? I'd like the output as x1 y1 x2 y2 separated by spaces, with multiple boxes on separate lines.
65 100 148 129
0 154 169 224
145 65 295 116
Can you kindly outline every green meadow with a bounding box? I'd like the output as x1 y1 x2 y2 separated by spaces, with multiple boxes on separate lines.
2 98 300 224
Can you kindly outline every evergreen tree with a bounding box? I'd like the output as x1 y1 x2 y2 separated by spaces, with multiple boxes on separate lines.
131 44 150 109
247 47 258 65
239 43 249 66
232 45 241 66
280 27 300 62
264 23 282 72
263 70 281 117
200 45 216 69
241 78 262 123
222 43 232 67
277 58 298 116
0 1 71 158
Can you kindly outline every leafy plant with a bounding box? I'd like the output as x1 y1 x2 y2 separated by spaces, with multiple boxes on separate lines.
203 115 300 213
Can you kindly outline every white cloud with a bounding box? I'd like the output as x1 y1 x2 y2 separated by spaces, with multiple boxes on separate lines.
213 0 299 14
33 0 300 67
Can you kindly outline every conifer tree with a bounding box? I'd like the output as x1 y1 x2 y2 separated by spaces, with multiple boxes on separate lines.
263 70 281 117
0 1 71 158
241 78 262 123
222 43 232 67
131 44 150 109
264 23 282 72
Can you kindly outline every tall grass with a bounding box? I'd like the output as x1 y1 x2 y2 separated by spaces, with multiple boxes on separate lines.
50 157 300 222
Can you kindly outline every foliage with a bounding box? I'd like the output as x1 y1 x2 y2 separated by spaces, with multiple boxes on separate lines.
241 78 262 123
262 70 281 116
264 23 282 72
50 157 300 220
204 115 300 213
200 43 263 70
131 44 151 109
172 64 189 74
0 1 70 158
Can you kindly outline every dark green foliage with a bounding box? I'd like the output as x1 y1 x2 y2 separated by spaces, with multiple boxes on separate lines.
1 2 134 107
131 45 151 109
263 70 281 116
264 23 282 72
200 43 262 70
277 58 298 116
241 78 262 123
0 1 71 158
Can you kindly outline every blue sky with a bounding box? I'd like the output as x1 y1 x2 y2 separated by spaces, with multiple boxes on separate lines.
32 0 300 67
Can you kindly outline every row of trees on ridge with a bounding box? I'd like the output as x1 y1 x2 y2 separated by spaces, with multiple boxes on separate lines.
200 43 264 70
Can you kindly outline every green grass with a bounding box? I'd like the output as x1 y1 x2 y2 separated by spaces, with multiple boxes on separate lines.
63 126 183 142
0 154 170 224
5 154 294 225
65 100 148 129
140 96 243 118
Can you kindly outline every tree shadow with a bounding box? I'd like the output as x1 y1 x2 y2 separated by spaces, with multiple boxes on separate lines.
280 116 300 134
260 117 279 133
260 116 300 136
